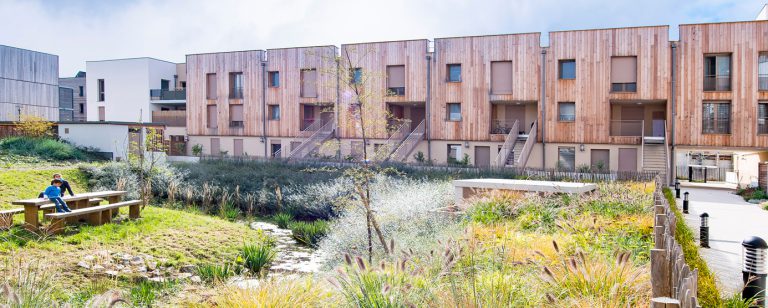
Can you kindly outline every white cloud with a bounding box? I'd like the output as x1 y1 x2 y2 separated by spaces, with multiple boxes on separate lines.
0 0 764 76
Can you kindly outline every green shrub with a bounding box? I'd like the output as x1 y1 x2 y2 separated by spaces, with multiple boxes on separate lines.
240 243 275 276
274 212 293 229
289 220 329 247
129 281 156 307
0 137 101 161
662 188 721 307
196 263 235 283
467 199 515 225
219 202 240 221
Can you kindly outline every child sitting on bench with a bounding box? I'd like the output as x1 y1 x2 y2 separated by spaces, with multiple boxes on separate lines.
45 179 72 213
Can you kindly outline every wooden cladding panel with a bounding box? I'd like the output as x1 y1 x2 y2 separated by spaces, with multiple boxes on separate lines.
0 46 58 84
544 26 670 144
431 33 541 141
676 21 768 147
266 46 338 137
0 79 59 121
338 40 429 139
186 50 264 136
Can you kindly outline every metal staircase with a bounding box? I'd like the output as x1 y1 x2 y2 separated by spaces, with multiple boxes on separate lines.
286 120 335 159
373 120 412 162
389 120 425 162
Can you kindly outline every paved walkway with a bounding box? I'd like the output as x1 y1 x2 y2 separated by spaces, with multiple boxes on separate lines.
678 187 768 297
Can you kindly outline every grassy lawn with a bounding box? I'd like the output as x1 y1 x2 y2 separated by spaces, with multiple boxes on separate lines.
0 167 89 210
1 206 263 303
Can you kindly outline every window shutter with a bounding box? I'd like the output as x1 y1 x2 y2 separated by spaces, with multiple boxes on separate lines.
387 65 405 88
301 69 318 97
207 105 218 128
230 104 244 122
207 74 217 99
491 61 513 94
611 57 637 83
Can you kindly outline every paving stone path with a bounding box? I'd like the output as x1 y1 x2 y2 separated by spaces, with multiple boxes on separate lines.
679 187 768 298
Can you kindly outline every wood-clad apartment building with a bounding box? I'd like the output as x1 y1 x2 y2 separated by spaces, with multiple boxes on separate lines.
185 20 768 185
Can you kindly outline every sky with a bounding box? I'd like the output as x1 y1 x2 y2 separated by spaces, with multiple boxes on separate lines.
0 0 766 76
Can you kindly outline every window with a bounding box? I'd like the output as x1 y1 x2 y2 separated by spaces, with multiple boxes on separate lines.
447 103 461 121
702 101 731 134
447 144 462 163
229 72 243 99
79 103 84 114
97 79 105 101
161 79 170 90
759 102 768 134
490 61 513 94
206 105 218 128
64 128 69 134
447 64 461 82
590 149 610 171
704 54 731 91
558 102 575 121
759 52 768 91
558 147 576 171
559 60 576 80
268 71 279 87
181 81 186 89
300 69 318 97
386 65 405 95
611 56 637 92
206 73 217 99
229 104 244 127
350 68 362 85
268 105 280 120
78 86 83 97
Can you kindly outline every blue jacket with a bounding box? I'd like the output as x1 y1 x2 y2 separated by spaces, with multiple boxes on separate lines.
44 186 61 199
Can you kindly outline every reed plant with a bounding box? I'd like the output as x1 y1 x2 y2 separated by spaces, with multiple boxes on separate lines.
240 243 276 277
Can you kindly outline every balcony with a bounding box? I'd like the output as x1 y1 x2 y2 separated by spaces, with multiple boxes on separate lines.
611 82 637 93
609 120 643 137
387 87 405 96
151 110 186 127
150 89 186 101
703 75 731 91
760 74 768 91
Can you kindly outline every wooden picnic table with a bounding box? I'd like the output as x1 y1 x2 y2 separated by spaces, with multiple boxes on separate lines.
12 191 128 231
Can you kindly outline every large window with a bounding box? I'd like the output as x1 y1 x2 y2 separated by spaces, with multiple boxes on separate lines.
447 103 461 121
206 73 217 99
558 102 575 122
759 102 768 134
229 104 244 127
268 105 280 120
704 54 731 91
559 60 576 80
447 64 461 82
558 147 576 171
759 52 768 91
490 61 513 94
702 101 731 134
611 56 637 92
387 65 405 95
447 144 462 163
97 79 105 101
268 71 279 87
229 72 243 99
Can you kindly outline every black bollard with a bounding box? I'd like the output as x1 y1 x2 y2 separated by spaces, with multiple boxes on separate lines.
675 179 681 199
683 191 690 214
699 213 709 248
742 236 767 307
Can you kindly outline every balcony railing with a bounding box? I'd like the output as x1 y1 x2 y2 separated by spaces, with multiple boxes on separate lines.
151 110 186 126
611 82 637 92
491 120 529 135
609 120 643 136
703 75 731 91
702 118 731 134
758 119 768 134
229 87 244 99
759 74 768 91
150 89 186 100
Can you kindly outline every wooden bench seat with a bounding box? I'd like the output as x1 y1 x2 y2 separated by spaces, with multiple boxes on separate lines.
0 208 25 229
45 200 141 234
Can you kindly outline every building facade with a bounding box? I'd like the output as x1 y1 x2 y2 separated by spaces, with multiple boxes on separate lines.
184 20 768 186
59 71 87 122
0 45 59 122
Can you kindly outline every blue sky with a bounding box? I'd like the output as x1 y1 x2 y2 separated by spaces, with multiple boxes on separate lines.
0 0 765 75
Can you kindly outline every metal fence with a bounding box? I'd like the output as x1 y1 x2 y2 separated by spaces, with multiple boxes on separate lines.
676 165 728 182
